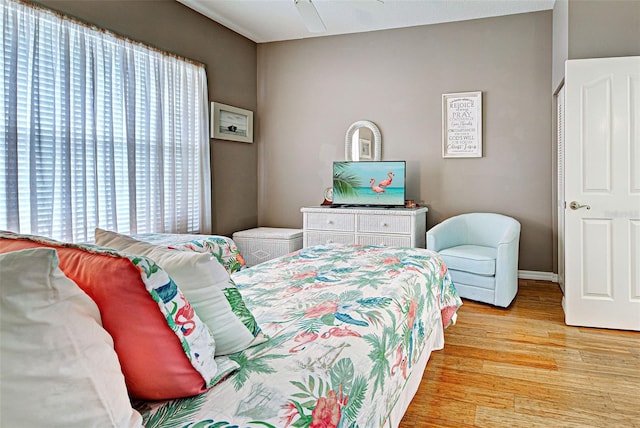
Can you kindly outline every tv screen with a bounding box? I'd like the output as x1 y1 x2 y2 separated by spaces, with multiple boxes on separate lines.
332 161 406 207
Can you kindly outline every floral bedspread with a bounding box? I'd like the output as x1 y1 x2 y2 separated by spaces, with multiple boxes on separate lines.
136 244 461 428
132 232 246 273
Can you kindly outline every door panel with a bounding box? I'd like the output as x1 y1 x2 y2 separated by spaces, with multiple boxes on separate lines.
581 219 612 298
581 77 611 192
631 220 640 300
564 56 640 331
630 76 640 194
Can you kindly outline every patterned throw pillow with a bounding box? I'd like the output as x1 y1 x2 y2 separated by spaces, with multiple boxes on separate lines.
0 231 237 400
132 232 246 273
96 229 266 355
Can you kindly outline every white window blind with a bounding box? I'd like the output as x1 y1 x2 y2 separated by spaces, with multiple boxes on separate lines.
1 0 211 242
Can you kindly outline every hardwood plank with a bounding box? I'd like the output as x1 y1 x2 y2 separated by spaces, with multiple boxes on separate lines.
421 366 560 403
609 391 640 415
440 343 558 370
474 406 605 428
481 360 640 397
402 395 477 426
514 396 638 427
445 333 583 363
400 281 640 427
557 357 640 380
414 378 515 410
424 354 485 373
405 415 477 428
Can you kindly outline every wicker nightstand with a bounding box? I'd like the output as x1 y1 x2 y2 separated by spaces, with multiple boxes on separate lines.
232 227 303 267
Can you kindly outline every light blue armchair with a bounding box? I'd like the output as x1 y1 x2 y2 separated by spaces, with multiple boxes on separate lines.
427 213 521 308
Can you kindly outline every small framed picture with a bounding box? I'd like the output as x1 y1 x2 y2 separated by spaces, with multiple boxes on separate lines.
359 138 372 160
211 102 254 143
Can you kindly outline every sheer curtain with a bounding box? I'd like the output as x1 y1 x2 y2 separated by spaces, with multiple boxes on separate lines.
1 0 211 243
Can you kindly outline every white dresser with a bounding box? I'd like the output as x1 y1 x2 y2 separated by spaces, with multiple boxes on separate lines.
301 206 428 248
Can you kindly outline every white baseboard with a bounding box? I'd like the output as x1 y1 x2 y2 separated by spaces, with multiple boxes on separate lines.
518 270 558 283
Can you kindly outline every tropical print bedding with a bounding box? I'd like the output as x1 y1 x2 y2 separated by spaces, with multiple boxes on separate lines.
135 244 461 428
132 232 246 274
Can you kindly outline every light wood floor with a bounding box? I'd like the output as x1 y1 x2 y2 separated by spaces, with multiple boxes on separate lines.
400 280 640 428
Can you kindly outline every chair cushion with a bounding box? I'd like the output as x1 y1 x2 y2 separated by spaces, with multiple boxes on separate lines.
439 245 496 276
449 269 496 290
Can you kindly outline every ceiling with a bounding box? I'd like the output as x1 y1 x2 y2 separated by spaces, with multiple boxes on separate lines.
177 0 556 43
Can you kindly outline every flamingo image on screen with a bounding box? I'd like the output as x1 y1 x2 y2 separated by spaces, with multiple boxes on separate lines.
332 161 406 207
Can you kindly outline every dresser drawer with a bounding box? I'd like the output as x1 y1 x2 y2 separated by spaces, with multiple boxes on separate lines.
357 214 411 235
305 212 354 232
301 206 428 249
305 231 355 246
357 234 412 247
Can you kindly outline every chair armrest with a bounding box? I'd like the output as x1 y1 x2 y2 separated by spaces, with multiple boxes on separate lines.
426 216 467 251
494 222 521 307
496 221 520 267
497 221 521 246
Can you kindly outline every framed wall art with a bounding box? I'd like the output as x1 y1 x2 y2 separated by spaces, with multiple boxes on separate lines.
211 102 254 143
359 138 372 160
442 91 482 158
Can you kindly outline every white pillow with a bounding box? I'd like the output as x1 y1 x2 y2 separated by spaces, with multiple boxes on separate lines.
95 228 265 355
0 248 143 428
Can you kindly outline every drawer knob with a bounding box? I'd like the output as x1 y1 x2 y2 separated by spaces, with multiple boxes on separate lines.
327 220 333 224
381 222 388 227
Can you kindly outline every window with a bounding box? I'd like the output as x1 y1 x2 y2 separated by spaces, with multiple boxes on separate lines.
1 0 211 242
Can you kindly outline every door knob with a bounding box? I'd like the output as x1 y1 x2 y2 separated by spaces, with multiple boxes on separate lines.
569 201 591 210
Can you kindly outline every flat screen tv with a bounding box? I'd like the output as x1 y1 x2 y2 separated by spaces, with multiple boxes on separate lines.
332 161 406 207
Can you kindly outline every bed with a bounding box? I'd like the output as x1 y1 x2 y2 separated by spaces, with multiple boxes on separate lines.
132 241 462 428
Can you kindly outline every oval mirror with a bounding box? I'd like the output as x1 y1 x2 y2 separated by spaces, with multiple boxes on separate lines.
345 120 382 161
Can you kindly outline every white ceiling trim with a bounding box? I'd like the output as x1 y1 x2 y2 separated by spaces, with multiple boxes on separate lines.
177 0 556 43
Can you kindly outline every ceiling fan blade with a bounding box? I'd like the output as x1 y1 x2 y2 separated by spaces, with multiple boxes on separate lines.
354 0 384 13
294 0 326 33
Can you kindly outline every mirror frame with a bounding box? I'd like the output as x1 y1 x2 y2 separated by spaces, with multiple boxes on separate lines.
345 120 382 161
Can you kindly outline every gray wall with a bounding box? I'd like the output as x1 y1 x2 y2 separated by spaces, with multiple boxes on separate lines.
568 0 640 59
34 2 636 273
257 12 553 272
553 0 640 91
552 0 569 92
35 0 259 237
550 0 640 271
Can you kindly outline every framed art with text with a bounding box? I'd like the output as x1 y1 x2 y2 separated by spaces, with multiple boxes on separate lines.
442 91 482 158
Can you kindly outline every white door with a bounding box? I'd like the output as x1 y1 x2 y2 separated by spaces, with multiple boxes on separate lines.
564 56 640 331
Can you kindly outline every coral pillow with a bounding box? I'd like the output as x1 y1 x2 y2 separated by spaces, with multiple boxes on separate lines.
0 232 220 400
95 228 266 355
0 248 143 427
